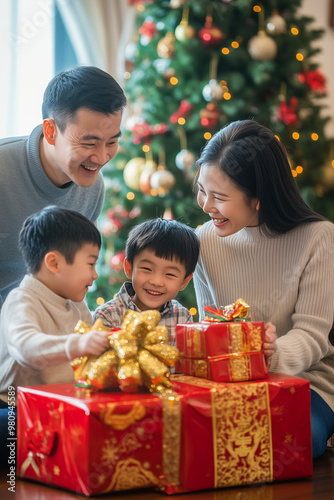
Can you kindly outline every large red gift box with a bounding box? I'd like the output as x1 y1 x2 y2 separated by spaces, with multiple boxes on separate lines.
175 321 268 382
17 374 312 496
167 373 312 494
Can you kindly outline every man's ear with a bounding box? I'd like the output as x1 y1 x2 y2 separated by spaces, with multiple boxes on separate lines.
123 258 133 279
43 119 57 145
179 273 193 291
44 251 62 273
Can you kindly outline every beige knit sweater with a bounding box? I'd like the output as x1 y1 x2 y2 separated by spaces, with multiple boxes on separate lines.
194 220 334 412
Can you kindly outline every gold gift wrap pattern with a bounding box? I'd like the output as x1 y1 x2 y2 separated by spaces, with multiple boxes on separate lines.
71 311 179 393
180 322 264 381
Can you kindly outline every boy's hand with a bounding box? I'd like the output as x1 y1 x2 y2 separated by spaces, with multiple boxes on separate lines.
263 322 277 361
77 330 110 356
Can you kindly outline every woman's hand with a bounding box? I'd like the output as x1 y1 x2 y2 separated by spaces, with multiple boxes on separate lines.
263 322 277 362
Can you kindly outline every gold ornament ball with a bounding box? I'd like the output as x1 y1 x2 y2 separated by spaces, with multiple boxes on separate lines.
123 157 146 190
248 31 277 61
139 161 157 195
157 32 176 59
175 24 196 42
170 0 187 7
266 14 286 35
150 170 176 193
202 79 224 102
321 164 334 189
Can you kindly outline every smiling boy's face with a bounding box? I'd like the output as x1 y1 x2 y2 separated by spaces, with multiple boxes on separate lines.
123 249 192 311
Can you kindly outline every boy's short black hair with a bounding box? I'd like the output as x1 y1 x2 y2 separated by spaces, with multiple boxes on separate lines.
19 206 101 274
126 218 200 277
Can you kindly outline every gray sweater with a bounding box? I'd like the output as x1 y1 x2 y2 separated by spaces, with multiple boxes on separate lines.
194 220 334 412
0 125 105 307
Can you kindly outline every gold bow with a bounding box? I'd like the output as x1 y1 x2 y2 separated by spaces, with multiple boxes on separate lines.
71 310 179 393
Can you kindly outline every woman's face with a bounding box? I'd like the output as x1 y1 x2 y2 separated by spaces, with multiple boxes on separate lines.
196 164 259 237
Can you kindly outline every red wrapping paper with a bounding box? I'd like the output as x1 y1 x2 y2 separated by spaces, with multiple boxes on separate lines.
17 385 164 496
166 373 312 494
17 374 312 496
175 321 268 382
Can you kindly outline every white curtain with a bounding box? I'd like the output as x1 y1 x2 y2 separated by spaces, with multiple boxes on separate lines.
56 0 137 82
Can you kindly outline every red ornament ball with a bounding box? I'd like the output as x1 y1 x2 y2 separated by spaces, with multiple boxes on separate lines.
199 23 225 48
110 251 126 272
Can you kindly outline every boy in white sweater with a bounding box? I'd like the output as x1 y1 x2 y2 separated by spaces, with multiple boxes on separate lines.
0 206 110 467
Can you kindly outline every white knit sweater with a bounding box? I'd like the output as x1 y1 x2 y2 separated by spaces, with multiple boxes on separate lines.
0 275 93 402
194 220 334 411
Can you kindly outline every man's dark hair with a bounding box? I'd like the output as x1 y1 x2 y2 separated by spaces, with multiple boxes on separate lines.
42 66 127 132
126 218 200 277
19 206 101 274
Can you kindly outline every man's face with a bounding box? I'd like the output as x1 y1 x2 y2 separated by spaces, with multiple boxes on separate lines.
43 108 122 187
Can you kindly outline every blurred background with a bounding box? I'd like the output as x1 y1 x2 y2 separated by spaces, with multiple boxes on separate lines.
1 0 333 317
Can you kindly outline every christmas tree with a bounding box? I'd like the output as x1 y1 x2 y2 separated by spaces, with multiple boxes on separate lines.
86 0 334 316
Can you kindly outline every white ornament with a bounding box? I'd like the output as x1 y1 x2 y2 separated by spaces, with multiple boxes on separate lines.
202 79 224 102
175 149 196 170
248 31 277 61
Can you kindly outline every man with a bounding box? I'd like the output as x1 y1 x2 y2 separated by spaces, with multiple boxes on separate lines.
0 66 127 308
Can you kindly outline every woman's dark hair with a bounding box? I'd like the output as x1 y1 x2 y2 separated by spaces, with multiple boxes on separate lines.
126 218 200 277
42 66 127 132
196 119 325 235
19 206 101 274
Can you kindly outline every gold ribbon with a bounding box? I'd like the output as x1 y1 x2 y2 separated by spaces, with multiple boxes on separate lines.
71 311 179 392
20 451 41 477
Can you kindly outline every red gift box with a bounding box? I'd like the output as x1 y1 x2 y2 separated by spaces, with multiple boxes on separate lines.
166 373 313 494
175 321 268 382
17 373 312 496
17 385 165 496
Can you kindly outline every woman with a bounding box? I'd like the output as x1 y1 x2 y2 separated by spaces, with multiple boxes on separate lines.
193 119 334 459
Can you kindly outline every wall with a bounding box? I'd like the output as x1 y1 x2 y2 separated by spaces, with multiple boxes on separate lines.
298 0 334 137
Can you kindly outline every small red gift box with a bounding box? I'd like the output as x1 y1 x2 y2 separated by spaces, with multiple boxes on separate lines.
17 374 312 496
175 321 268 382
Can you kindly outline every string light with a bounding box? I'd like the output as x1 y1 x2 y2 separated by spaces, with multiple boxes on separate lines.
142 145 150 152
178 117 186 125
231 41 239 49
253 5 261 13
189 307 197 316
224 92 231 100
150 188 158 196
221 47 229 55
311 133 319 141
292 132 300 140
124 72 131 79
96 297 105 306
291 26 299 35
126 192 135 200
296 52 304 61
204 132 212 140
291 169 297 177
170 77 178 85
296 165 303 174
